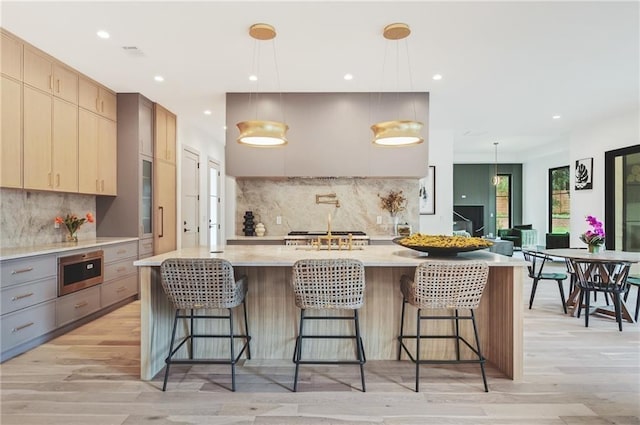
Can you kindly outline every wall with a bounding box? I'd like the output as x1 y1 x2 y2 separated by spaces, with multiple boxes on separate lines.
0 188 96 248
235 178 419 236
419 129 454 235
568 108 640 247
453 163 523 237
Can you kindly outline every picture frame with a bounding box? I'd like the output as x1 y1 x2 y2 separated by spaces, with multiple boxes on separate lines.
419 166 436 215
575 157 593 190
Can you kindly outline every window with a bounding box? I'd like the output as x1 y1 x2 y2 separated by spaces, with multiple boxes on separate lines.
548 166 570 233
605 145 640 251
495 174 511 231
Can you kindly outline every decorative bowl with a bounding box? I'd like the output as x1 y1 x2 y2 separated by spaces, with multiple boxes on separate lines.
392 236 493 256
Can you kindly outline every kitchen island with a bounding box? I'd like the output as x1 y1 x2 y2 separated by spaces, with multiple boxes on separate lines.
134 245 527 381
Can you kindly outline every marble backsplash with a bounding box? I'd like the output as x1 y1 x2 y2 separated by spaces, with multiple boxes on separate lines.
0 188 96 248
235 178 419 236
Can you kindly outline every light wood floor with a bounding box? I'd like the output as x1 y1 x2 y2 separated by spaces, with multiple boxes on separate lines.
1 262 639 425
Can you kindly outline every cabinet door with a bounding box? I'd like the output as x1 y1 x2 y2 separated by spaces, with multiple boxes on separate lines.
1 32 22 80
52 64 78 104
99 88 117 120
166 111 176 164
78 109 99 194
154 160 176 254
78 77 99 114
23 46 52 93
139 100 153 157
98 118 117 195
23 86 52 190
154 104 167 161
52 98 78 192
0 76 22 188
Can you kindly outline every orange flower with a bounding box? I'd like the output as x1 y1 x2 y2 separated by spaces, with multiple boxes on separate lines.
86 212 94 223
55 216 64 224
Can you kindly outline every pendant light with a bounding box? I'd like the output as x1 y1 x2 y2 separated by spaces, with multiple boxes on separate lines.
236 23 288 147
371 23 424 147
492 141 500 186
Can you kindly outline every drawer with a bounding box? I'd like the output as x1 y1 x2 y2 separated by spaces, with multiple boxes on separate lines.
1 277 57 315
1 300 56 352
101 274 137 307
103 241 138 263
56 285 101 327
1 255 56 288
104 258 136 282
138 239 153 258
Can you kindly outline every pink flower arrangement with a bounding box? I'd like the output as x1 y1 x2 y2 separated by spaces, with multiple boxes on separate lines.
579 215 605 246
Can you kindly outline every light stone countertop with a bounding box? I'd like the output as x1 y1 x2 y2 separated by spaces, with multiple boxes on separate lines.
0 237 139 261
134 244 527 268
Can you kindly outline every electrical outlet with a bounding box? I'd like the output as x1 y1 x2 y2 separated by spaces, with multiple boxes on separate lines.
276 216 282 225
376 216 382 224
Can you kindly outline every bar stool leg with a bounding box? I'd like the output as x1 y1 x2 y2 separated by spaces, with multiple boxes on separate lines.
243 299 251 359
471 310 488 392
397 298 407 360
293 309 305 392
229 308 236 392
163 310 180 391
415 308 421 392
584 290 591 328
454 309 461 361
354 310 366 392
189 309 195 359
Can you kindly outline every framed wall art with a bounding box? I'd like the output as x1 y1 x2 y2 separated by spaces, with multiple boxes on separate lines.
575 157 593 190
419 166 436 215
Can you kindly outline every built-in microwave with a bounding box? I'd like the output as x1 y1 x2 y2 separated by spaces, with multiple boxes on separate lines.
57 250 104 297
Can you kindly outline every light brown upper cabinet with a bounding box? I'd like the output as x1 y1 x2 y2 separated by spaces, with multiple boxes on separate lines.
23 46 78 104
0 75 22 188
78 109 117 196
153 159 176 254
1 31 22 80
79 77 116 120
23 86 78 192
154 104 176 164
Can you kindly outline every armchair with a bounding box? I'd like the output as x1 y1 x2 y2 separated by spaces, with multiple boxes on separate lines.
497 224 538 249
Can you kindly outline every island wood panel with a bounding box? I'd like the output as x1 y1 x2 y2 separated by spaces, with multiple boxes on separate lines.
139 264 523 381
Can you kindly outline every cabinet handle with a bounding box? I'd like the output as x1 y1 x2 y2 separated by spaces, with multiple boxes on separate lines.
101 100 104 112
12 322 34 333
101 180 105 192
96 98 100 112
57 79 61 93
116 267 127 273
96 179 100 192
11 292 34 301
48 172 53 187
158 206 164 237
117 249 126 254
74 301 89 309
56 173 60 187
49 75 53 89
11 267 34 275
116 286 127 293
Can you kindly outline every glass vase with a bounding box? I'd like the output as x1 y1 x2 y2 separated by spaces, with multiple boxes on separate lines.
391 214 399 236
588 244 601 253
67 232 78 242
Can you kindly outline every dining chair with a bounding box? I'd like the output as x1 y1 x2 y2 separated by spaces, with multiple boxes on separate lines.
159 258 251 391
397 261 490 392
291 258 366 392
570 259 631 331
523 250 568 313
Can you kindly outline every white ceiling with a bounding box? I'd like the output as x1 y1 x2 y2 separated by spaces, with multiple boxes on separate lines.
2 1 638 160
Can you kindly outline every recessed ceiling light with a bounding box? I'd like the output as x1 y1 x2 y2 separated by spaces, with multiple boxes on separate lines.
203 110 212 115
432 74 443 80
96 30 110 39
552 115 561 120
249 75 258 82
154 75 164 82
344 73 354 81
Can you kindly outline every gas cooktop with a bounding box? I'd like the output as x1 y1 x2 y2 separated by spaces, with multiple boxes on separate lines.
288 231 367 236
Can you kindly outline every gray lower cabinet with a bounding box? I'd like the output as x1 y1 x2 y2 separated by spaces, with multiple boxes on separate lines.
1 240 138 362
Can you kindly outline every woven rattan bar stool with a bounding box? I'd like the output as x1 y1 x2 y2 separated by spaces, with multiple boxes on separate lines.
159 258 251 391
291 258 366 392
397 261 490 392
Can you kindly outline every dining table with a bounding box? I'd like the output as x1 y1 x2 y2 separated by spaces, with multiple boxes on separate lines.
541 248 640 323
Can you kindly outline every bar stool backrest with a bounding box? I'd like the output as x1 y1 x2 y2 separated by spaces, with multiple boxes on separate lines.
409 261 489 309
160 258 244 310
569 259 631 292
292 259 365 310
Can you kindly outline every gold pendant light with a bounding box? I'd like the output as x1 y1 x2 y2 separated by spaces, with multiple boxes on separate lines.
237 23 288 147
371 23 424 147
492 141 500 185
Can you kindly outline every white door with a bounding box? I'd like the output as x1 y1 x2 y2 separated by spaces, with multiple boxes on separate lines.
208 159 221 247
181 148 199 248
